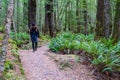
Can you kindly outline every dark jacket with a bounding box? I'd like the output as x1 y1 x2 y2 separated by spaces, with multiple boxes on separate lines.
30 27 39 42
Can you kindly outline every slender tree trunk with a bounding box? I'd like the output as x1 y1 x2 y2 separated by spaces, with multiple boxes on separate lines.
113 0 120 42
64 1 70 31
104 0 112 38
20 0 24 28
12 16 17 38
76 0 81 33
45 0 54 37
68 2 72 31
96 0 104 38
23 0 28 27
13 0 17 32
28 0 36 28
65 5 68 31
39 1 42 33
36 0 40 27
17 0 20 31
0 0 1 11
44 2 49 35
95 0 111 38
83 0 88 35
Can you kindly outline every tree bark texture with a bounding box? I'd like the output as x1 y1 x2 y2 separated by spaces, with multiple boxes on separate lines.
0 0 14 77
45 0 54 37
5 0 14 39
28 0 36 28
83 0 88 35
113 0 120 42
96 0 111 38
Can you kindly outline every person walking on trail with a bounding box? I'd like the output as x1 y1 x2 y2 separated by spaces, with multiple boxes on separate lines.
30 23 39 52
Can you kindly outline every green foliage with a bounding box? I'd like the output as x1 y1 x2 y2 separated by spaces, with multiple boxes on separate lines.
11 49 19 58
3 70 25 80
49 32 120 72
40 34 51 41
20 67 25 75
10 31 29 47
49 32 95 52
0 36 3 41
3 41 25 79
4 60 14 72
0 26 5 32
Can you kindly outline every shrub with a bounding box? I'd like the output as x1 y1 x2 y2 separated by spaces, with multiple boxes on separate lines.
10 31 29 47
0 26 5 32
49 32 120 72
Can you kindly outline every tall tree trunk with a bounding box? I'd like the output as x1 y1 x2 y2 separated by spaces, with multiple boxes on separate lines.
0 0 1 11
83 0 88 35
20 0 24 28
64 5 68 31
5 0 14 39
64 1 70 31
13 0 17 32
113 0 120 42
23 0 28 27
0 0 14 77
104 0 112 38
36 0 40 27
95 0 111 38
45 0 54 37
76 0 81 33
28 0 36 28
17 0 20 31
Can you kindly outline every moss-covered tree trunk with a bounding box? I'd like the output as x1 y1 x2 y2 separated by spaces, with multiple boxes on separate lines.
113 0 120 42
95 0 111 38
0 0 14 78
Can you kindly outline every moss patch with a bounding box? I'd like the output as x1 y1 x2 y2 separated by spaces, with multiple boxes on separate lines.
3 40 25 80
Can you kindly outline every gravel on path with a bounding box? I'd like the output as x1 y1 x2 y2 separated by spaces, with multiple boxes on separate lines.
20 46 95 80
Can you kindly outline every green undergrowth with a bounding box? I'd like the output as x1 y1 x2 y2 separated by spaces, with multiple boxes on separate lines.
20 34 51 50
49 32 120 73
40 34 51 42
3 39 25 80
10 31 51 49
10 31 29 47
0 26 5 32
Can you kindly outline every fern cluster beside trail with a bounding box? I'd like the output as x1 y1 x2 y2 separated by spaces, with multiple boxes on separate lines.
10 31 29 47
49 32 120 73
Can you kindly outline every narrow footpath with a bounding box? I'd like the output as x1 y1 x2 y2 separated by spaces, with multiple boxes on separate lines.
20 46 95 80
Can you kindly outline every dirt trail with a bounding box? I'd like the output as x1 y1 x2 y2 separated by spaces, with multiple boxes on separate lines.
20 46 95 80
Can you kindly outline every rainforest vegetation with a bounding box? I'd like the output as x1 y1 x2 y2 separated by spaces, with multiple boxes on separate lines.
0 0 120 80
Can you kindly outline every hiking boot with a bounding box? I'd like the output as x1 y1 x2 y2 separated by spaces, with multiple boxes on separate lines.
35 48 37 51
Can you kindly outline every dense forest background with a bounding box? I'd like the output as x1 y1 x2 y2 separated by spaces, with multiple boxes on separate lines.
0 0 120 80
0 0 119 40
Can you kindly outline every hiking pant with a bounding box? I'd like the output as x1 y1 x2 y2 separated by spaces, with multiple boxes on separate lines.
32 41 38 51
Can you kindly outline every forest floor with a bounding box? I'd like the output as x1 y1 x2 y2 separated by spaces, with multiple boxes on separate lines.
19 45 96 80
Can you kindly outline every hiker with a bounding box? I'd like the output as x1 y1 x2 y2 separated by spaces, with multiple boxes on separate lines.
30 23 39 52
